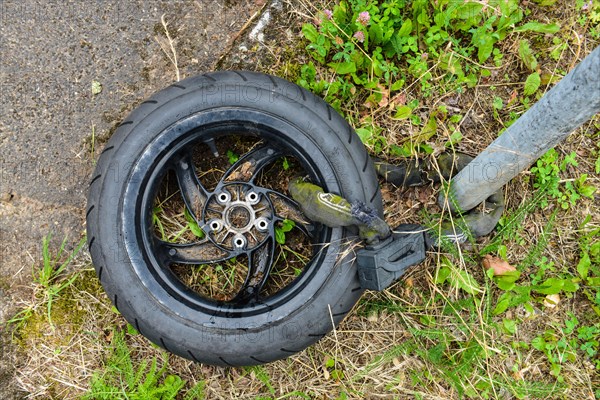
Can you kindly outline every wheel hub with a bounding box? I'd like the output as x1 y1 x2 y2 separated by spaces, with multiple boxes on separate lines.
203 184 273 251
226 205 252 229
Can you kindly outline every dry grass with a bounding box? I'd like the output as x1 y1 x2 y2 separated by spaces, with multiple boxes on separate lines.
5 0 600 399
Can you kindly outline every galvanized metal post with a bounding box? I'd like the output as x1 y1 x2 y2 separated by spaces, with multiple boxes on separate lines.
443 46 600 212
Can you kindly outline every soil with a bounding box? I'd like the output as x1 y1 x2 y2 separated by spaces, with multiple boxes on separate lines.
0 0 276 398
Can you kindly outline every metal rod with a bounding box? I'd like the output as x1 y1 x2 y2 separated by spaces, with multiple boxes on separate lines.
442 45 600 212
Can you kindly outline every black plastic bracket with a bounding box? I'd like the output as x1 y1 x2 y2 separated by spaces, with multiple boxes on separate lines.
357 224 429 291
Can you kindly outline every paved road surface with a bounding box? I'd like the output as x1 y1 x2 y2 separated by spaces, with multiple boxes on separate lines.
0 1 264 397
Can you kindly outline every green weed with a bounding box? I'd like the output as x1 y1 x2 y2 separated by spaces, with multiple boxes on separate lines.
298 0 559 156
8 234 86 329
152 205 205 243
85 328 204 400
530 149 596 210
226 149 239 164
275 218 296 245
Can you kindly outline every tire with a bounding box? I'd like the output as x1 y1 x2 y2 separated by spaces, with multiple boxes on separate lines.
86 71 383 366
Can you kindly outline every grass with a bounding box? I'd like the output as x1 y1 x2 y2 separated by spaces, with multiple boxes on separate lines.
7 234 86 330
4 0 600 399
84 328 203 400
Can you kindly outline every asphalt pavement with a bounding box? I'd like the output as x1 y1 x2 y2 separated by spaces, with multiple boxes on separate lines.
0 1 262 397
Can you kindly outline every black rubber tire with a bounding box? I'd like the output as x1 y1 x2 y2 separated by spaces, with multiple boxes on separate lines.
86 71 383 366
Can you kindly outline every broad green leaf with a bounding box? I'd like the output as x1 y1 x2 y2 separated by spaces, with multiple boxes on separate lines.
398 19 413 37
586 277 600 286
441 53 463 77
456 3 484 20
333 2 348 23
577 252 590 280
590 241 600 259
531 336 546 351
184 208 205 239
514 22 560 34
523 72 541 96
369 24 384 45
389 34 403 56
327 61 356 75
390 80 405 91
188 220 204 239
518 40 538 71
493 285 532 315
503 318 517 334
435 266 451 284
393 105 412 119
495 270 521 291
476 35 495 63
226 149 239 164
493 96 504 110
493 292 512 315
534 277 579 295
281 219 295 232
302 23 319 42
355 128 372 143
325 358 335 368
447 130 463 145
275 228 286 245
372 58 384 77
578 184 596 198
576 175 596 198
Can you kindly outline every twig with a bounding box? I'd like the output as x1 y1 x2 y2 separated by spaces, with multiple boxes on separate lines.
156 14 181 82
213 2 268 69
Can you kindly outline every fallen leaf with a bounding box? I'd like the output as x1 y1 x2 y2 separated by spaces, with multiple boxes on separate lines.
483 254 516 276
390 92 406 107
543 294 560 308
377 83 389 107
103 330 114 343
91 80 103 95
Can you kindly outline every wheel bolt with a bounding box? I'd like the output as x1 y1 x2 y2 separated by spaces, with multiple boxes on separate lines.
246 191 260 205
255 217 270 232
208 219 223 232
232 235 246 249
217 191 231 204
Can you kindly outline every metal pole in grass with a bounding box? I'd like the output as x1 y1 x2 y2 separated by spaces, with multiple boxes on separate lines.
442 45 600 213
